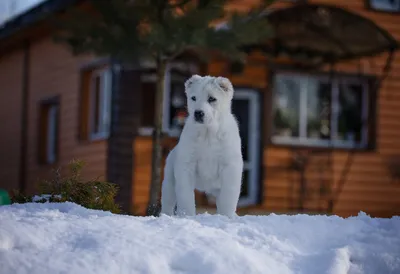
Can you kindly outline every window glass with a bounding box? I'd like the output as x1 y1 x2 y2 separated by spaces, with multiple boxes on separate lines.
272 73 369 149
39 99 59 164
337 82 364 145
273 75 301 138
89 69 112 139
306 81 332 140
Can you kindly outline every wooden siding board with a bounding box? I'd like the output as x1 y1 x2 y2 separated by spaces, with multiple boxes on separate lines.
0 50 23 192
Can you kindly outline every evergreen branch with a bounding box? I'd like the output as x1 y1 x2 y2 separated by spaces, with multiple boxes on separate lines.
157 0 167 23
55 0 275 64
197 0 215 8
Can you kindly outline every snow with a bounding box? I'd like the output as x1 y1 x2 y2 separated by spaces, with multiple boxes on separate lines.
31 194 61 202
1 202 399 274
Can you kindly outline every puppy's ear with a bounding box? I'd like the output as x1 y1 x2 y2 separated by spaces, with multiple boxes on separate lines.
184 74 202 92
215 77 234 95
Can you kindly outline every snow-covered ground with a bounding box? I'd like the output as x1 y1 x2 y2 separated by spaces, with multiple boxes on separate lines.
0 203 399 274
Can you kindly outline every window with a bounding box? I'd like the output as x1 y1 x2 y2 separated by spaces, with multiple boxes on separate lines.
164 68 192 136
272 72 371 149
138 73 157 136
89 68 112 139
38 97 59 164
137 62 199 137
79 66 112 140
367 0 400 12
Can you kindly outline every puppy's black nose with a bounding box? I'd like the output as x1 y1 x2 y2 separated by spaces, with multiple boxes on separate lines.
194 110 205 123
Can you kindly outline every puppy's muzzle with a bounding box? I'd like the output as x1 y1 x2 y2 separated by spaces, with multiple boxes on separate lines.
194 110 205 123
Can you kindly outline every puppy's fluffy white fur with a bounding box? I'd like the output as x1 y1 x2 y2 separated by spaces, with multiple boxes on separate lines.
161 75 243 217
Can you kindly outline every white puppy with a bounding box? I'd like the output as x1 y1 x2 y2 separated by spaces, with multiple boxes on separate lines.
161 75 243 217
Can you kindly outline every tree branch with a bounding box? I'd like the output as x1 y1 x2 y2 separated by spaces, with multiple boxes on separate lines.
165 45 198 61
157 0 167 24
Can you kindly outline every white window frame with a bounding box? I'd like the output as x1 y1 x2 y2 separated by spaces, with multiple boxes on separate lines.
89 67 112 140
271 72 370 149
137 61 199 137
46 104 58 164
234 89 261 207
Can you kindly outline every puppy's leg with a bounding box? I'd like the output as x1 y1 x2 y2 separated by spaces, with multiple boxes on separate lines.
175 164 196 216
216 164 242 217
161 152 176 216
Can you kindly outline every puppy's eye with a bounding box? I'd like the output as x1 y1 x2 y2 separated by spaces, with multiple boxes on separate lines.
208 96 216 103
191 96 196 102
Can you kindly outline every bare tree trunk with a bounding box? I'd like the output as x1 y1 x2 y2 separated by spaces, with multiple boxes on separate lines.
146 59 167 216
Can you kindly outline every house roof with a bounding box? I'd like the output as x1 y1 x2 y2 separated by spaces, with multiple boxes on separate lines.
0 1 398 67
241 3 399 67
0 0 84 42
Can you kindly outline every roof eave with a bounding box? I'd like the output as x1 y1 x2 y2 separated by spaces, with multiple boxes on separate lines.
0 0 85 42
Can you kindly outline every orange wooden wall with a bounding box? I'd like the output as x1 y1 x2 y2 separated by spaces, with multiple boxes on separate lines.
0 49 23 193
0 34 109 195
24 37 108 194
132 138 152 214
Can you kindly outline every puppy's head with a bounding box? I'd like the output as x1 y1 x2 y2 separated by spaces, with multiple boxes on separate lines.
184 75 234 126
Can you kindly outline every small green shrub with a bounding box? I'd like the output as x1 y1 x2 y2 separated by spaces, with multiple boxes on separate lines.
11 160 121 214
10 190 32 204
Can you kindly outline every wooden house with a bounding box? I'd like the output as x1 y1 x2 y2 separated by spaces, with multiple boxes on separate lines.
0 0 399 217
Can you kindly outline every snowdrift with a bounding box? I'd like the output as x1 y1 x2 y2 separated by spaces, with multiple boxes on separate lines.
1 202 399 274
